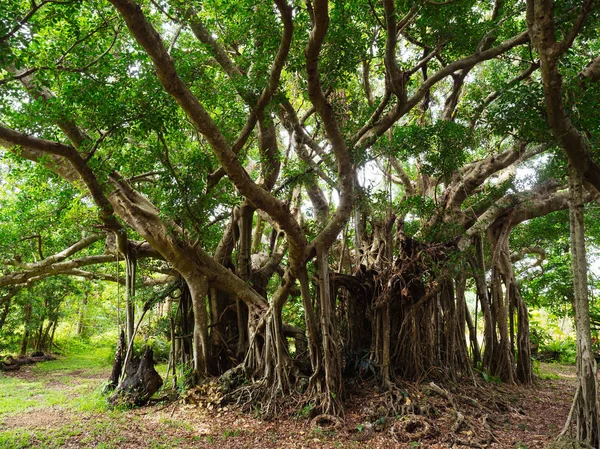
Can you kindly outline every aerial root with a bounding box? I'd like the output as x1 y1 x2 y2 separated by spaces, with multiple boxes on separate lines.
311 414 343 431
390 414 438 442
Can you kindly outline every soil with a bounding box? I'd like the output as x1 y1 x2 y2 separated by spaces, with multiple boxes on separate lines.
0 363 581 448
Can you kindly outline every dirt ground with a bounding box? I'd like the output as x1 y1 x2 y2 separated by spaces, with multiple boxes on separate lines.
0 362 579 448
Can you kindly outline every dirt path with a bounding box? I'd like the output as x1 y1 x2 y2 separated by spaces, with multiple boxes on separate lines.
0 362 579 448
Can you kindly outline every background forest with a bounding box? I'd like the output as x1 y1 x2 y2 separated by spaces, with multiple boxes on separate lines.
2 0 600 446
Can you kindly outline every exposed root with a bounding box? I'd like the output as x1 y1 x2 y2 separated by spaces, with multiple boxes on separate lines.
311 414 342 431
222 377 305 419
347 424 375 442
390 414 438 442
422 381 496 447
558 385 580 438
380 385 414 415
451 410 465 433
548 436 594 449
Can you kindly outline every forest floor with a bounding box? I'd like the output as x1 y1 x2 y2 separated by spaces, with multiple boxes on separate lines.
0 350 579 449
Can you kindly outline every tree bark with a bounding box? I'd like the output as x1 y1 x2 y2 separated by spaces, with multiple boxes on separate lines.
20 301 32 356
77 291 89 336
125 254 136 346
569 163 599 446
189 276 210 380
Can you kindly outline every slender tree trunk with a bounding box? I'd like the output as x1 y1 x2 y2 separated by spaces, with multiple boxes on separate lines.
568 163 599 446
125 255 136 345
34 322 43 351
0 299 11 333
464 297 481 367
237 204 254 358
77 292 89 336
48 320 58 350
20 301 32 356
381 302 391 388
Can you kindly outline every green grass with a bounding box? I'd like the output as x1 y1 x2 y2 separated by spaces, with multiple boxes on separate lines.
0 340 200 448
0 344 113 417
33 344 113 373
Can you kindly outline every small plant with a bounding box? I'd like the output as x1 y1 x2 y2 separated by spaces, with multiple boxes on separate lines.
221 429 241 439
475 368 502 384
410 442 422 448
540 338 577 365
298 402 314 418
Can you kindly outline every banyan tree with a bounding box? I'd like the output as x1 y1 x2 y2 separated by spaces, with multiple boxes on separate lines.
1 0 600 421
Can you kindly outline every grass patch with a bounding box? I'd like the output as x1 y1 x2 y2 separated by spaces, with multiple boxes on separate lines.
0 340 113 418
0 339 190 448
33 345 113 374
0 429 36 449
533 361 561 380
0 376 68 416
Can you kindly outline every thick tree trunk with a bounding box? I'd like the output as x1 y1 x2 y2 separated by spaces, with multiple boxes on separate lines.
108 346 163 407
455 275 474 378
108 330 126 389
316 246 342 413
513 281 533 384
470 240 496 372
188 276 210 380
568 163 599 446
488 225 515 384
298 267 321 378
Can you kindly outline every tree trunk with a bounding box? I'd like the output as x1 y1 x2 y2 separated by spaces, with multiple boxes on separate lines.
108 330 126 389
125 255 136 346
0 299 11 333
316 246 342 414
20 301 32 356
488 224 515 384
108 346 163 407
464 296 481 367
77 291 89 336
568 163 599 446
188 276 210 380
